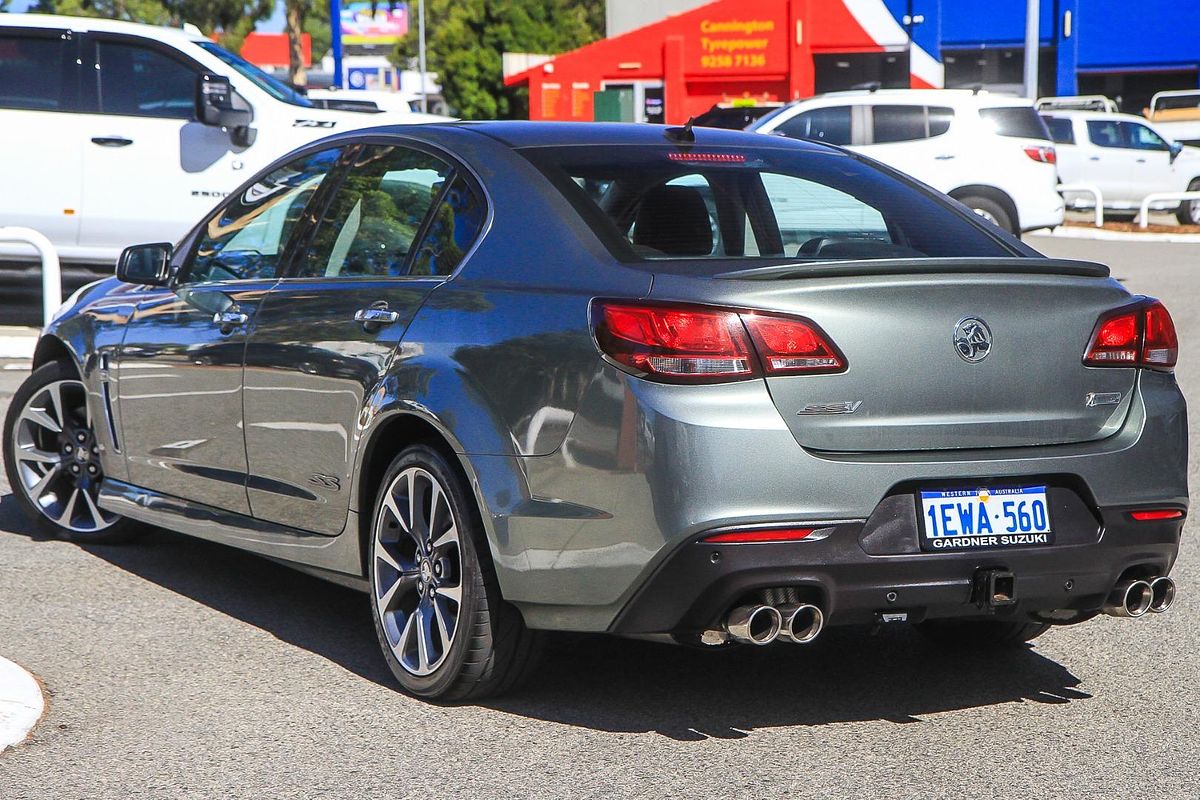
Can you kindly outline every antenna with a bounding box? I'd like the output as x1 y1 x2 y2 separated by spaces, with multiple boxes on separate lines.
664 117 696 143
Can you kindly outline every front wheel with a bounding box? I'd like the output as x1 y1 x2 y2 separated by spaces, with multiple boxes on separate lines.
3 360 139 543
917 618 1049 647
368 445 543 700
1176 179 1200 226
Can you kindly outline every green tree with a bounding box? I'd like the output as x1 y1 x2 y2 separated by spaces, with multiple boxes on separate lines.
393 0 603 120
31 0 275 38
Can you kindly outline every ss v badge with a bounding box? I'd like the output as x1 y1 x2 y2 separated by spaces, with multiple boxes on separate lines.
798 401 863 415
1085 392 1122 407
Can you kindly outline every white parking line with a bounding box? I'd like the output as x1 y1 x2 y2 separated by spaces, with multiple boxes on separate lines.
0 656 45 751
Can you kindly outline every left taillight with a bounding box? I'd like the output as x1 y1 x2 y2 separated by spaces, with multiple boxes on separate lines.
1083 298 1178 371
591 300 846 383
1023 145 1057 164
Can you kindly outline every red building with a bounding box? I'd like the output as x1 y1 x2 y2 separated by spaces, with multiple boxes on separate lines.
505 0 944 125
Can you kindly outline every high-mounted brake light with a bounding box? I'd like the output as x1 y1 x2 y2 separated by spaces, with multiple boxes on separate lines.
1129 509 1184 522
591 301 846 383
702 527 814 544
1023 145 1057 164
667 152 747 163
1084 299 1177 371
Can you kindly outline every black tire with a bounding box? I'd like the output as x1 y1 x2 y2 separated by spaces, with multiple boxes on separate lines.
367 444 543 700
1175 179 1200 226
3 360 141 544
958 195 1016 235
917 618 1050 647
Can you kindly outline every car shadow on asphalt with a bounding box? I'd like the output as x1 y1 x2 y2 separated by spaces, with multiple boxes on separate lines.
1 492 1092 740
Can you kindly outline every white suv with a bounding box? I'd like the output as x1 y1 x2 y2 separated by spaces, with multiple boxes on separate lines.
1041 109 1200 225
0 14 446 269
750 90 1064 234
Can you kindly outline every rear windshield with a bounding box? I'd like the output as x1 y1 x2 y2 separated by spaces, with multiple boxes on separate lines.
978 106 1051 140
521 144 1017 265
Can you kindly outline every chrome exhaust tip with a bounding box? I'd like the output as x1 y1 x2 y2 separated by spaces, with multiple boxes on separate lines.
1103 579 1154 618
777 603 824 644
1149 576 1176 614
725 604 783 645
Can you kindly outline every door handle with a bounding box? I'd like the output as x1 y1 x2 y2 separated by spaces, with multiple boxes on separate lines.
354 307 401 327
91 136 133 147
213 310 249 333
1089 156 1101 161
934 154 955 160
1136 158 1148 163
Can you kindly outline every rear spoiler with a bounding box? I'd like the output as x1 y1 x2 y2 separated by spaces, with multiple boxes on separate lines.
714 257 1110 281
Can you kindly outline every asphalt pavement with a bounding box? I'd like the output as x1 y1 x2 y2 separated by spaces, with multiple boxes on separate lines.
1 235 1198 798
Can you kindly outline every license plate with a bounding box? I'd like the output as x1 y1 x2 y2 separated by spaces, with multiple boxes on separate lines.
919 486 1054 551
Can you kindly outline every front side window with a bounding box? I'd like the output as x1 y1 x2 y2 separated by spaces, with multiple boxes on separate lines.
299 145 452 279
0 34 67 111
187 148 342 283
1122 122 1169 151
96 41 197 119
196 41 314 108
524 144 1016 267
776 107 852 146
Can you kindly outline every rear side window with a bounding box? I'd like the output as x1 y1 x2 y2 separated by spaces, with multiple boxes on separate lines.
979 107 1051 140
1042 116 1075 144
1086 119 1124 148
776 107 852 146
928 106 954 137
871 106 927 144
95 41 197 119
187 148 342 283
0 34 68 111
299 145 453 279
523 144 1017 267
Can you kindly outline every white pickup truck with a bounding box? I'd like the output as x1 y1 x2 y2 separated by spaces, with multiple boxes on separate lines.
0 14 446 269
1145 90 1200 148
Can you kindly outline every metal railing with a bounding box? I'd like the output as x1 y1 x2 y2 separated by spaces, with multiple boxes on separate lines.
0 227 61 328
1138 192 1200 229
1057 183 1104 228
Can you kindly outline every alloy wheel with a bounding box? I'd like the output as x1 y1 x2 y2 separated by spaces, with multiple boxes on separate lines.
372 466 463 676
11 379 117 532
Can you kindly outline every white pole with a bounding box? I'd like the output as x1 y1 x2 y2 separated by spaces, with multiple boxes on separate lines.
0 227 61 329
418 0 427 113
1024 0 1040 99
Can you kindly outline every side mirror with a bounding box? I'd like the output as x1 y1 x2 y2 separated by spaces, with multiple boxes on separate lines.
116 243 173 286
196 74 254 144
1170 141 1184 162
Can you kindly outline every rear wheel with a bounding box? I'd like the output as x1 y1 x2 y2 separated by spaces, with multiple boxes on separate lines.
3 360 139 543
1175 179 1200 226
960 195 1015 235
917 618 1049 647
368 445 543 700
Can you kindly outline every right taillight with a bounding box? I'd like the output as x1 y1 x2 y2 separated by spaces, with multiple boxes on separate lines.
1083 299 1178 371
591 300 845 383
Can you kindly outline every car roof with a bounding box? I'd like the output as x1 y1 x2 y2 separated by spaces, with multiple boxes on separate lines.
1039 109 1154 124
0 13 205 45
796 89 1032 108
450 120 839 152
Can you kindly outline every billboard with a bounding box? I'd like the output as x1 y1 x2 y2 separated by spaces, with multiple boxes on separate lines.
341 2 409 45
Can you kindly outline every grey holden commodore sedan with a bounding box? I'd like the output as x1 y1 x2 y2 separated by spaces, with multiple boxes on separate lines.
3 122 1186 700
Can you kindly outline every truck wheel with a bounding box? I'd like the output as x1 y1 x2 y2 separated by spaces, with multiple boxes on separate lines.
960 196 1015 235
3 360 140 543
1175 179 1200 226
917 618 1049 647
368 444 544 700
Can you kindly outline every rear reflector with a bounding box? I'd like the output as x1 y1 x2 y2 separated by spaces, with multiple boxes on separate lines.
1023 145 1057 164
1130 509 1184 521
702 527 814 543
1084 299 1178 371
592 300 845 383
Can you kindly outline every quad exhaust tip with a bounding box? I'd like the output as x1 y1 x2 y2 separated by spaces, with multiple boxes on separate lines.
725 604 783 645
1104 579 1154 618
777 603 824 644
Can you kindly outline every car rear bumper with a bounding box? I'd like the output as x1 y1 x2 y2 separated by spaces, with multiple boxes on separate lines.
609 503 1183 635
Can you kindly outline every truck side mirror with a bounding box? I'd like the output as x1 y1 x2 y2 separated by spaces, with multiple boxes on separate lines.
1169 141 1184 162
196 74 254 144
116 243 173 286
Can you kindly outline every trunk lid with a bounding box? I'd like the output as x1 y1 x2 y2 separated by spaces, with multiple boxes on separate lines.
650 261 1136 452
